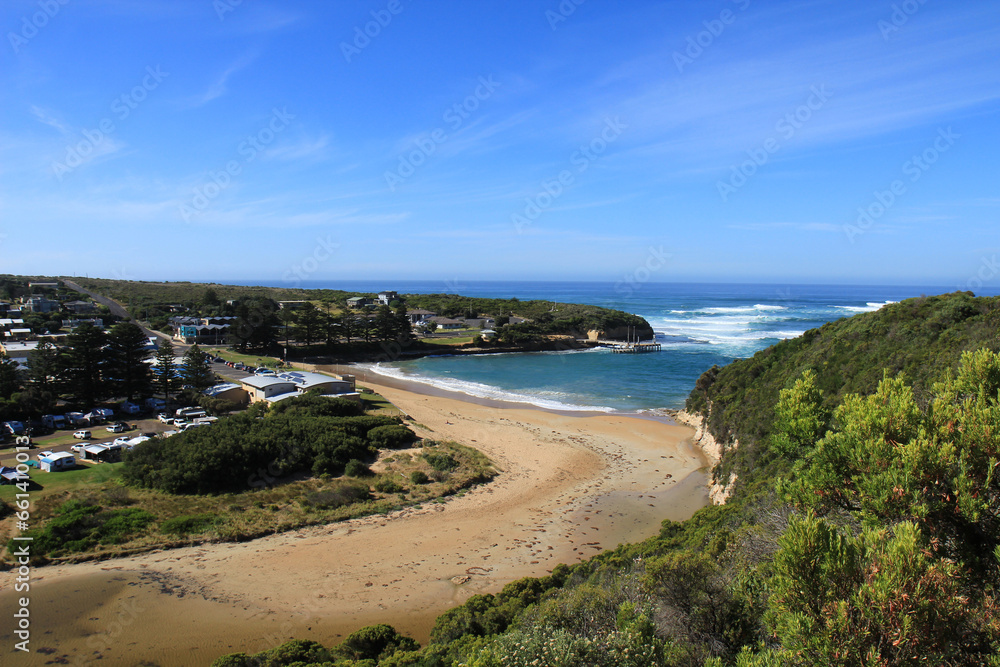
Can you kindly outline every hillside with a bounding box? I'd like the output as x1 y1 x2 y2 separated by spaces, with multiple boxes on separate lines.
213 291 1000 666
684 291 1000 498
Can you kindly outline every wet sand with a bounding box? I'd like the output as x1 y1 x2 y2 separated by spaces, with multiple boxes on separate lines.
0 376 708 666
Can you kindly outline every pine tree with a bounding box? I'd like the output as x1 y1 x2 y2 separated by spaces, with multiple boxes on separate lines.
62 322 108 407
181 344 215 390
106 322 152 402
154 339 181 401
294 302 323 346
0 353 23 400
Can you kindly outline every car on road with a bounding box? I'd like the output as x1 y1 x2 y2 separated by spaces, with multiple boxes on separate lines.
73 430 92 439
106 422 129 433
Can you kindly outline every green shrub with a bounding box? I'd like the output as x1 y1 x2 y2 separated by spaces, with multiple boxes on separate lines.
368 424 417 449
345 459 373 478
160 513 219 536
374 478 404 494
410 471 429 485
301 481 371 510
423 452 459 471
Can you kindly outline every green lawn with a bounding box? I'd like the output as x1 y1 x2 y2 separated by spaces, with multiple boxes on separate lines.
0 462 123 502
424 335 476 345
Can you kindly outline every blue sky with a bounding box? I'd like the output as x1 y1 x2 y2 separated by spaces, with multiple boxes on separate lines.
2 0 998 289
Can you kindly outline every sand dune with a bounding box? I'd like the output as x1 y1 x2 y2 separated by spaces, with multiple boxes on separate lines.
1 377 707 666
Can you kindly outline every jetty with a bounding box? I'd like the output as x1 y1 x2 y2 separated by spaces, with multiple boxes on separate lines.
595 339 662 353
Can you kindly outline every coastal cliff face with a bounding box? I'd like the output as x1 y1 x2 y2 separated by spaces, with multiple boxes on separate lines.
674 408 738 505
586 324 655 341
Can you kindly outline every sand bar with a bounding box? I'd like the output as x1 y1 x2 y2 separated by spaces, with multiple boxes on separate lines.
1 374 707 666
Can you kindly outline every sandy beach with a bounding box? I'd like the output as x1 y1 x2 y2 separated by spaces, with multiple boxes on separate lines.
1 375 708 666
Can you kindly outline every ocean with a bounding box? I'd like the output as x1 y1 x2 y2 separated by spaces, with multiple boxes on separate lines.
240 280 996 413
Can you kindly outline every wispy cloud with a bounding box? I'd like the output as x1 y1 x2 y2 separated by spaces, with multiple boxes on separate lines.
183 52 257 108
29 106 70 134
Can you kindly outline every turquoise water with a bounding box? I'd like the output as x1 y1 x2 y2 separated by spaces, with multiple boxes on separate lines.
234 281 997 412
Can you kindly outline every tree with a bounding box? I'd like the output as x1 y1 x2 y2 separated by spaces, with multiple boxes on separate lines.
62 322 108 407
181 344 214 390
106 322 152 402
229 297 280 353
154 339 181 401
294 302 323 346
0 353 23 400
24 340 62 414
770 370 829 458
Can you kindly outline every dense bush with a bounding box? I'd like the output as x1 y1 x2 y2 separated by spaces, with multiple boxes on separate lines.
344 458 372 478
409 471 429 485
367 424 417 449
122 395 406 494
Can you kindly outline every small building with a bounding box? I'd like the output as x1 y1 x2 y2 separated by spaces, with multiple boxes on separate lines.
23 296 59 313
346 296 371 309
62 318 104 331
428 316 465 330
377 291 399 306
406 309 436 324
240 375 298 403
0 466 24 484
4 328 33 341
0 340 39 362
81 443 124 463
203 383 249 405
39 452 76 472
64 300 97 314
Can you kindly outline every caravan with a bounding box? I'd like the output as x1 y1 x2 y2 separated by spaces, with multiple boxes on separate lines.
42 414 68 430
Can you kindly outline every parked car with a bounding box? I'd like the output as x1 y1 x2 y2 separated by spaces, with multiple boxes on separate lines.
70 443 86 453
73 430 92 439
37 450 55 459
213 357 225 363
106 422 128 433
157 413 174 424
113 436 131 446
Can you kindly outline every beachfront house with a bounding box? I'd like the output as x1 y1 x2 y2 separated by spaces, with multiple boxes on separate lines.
346 296 371 309
377 291 398 306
